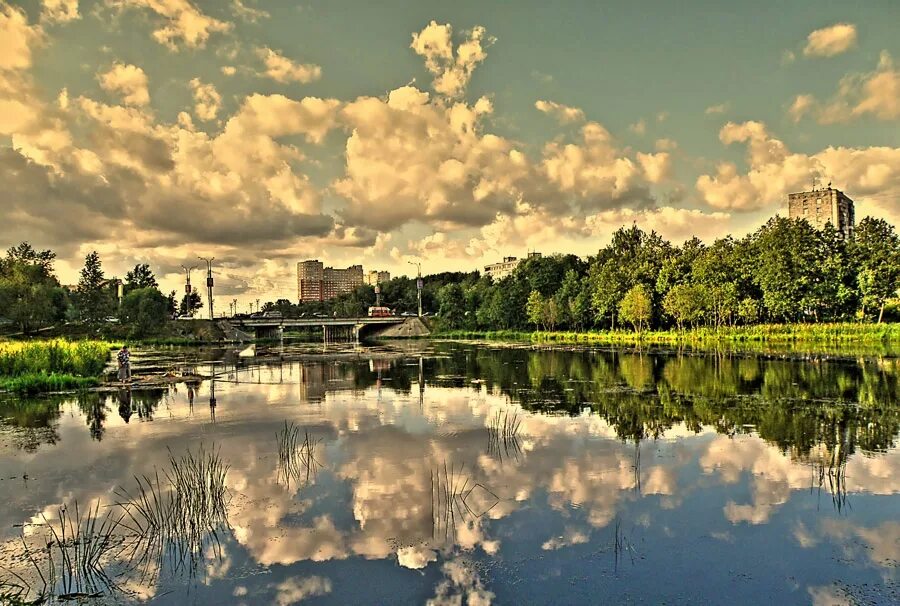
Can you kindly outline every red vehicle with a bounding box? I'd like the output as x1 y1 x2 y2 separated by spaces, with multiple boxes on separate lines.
367 306 393 317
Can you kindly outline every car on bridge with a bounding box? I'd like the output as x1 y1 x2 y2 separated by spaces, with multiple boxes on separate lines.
367 306 393 317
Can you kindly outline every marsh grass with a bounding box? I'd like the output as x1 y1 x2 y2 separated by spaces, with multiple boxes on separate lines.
0 373 99 395
115 445 230 581
0 340 113 378
3 501 127 604
276 421 322 488
487 409 522 462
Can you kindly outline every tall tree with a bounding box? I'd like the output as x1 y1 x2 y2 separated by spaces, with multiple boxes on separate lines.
852 217 900 323
124 263 159 293
179 288 203 316
75 251 115 324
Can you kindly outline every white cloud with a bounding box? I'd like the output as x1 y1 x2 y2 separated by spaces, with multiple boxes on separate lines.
107 0 232 51
0 2 43 71
789 52 899 123
189 77 221 121
410 21 494 98
98 63 150 106
704 103 729 115
256 47 322 83
803 23 857 58
696 120 900 211
534 99 585 124
221 65 236 76
628 119 646 135
41 0 80 23
273 576 332 606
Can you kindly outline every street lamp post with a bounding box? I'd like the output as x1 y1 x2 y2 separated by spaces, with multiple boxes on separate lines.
408 261 422 317
198 257 215 321
181 265 196 317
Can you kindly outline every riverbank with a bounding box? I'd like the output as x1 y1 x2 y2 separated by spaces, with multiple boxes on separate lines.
437 323 900 348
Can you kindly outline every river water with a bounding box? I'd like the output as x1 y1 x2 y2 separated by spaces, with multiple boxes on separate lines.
0 340 898 605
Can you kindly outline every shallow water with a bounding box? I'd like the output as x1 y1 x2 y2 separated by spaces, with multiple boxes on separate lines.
1 340 898 605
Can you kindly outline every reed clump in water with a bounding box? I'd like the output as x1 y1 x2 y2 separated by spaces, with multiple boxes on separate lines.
114 444 230 579
430 461 499 541
276 421 322 488
487 409 522 461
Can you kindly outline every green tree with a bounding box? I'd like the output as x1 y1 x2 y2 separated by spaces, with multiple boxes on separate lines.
437 283 466 328
662 283 706 331
75 251 115 324
124 263 158 293
526 290 546 330
852 217 900 322
0 243 67 333
179 288 203 316
119 287 170 336
619 284 652 332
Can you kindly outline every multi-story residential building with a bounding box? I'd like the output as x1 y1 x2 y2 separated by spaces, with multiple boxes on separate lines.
483 252 541 281
364 270 391 286
788 187 855 239
297 260 364 302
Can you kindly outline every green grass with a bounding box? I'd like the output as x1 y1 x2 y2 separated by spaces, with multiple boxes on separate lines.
0 339 111 394
437 323 900 346
0 373 99 395
0 339 113 377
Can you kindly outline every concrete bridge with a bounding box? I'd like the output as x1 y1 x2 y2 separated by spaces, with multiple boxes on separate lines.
221 316 427 342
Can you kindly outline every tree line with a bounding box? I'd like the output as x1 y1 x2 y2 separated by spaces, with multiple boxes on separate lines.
432 216 900 332
0 245 201 336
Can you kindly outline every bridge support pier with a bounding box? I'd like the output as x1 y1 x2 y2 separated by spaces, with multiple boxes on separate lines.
255 326 283 340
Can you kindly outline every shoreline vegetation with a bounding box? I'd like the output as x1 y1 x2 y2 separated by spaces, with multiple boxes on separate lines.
436 322 900 348
0 340 111 395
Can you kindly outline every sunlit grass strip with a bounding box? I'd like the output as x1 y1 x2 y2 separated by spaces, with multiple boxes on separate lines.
0 339 113 378
0 373 99 395
438 323 900 345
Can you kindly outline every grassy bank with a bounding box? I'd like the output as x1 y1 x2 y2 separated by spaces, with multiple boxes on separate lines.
0 339 112 394
437 323 900 347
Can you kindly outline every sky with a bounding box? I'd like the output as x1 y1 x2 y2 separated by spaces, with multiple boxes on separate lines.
1 0 898 313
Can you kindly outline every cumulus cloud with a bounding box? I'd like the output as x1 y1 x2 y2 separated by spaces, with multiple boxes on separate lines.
705 103 729 115
107 0 232 50
0 3 43 71
534 100 585 124
790 51 899 123
98 63 150 106
410 21 494 98
696 120 900 211
41 0 80 23
803 23 857 58
221 65 236 76
189 77 221 121
256 46 322 83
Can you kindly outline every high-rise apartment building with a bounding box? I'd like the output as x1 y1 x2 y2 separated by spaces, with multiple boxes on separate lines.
297 260 364 302
787 187 855 239
364 270 391 286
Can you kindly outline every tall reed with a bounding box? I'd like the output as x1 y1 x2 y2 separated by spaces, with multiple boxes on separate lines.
0 340 113 378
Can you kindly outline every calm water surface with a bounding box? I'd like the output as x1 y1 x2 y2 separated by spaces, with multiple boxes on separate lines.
1 341 898 605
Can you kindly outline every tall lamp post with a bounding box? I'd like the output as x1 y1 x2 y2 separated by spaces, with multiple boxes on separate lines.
408 260 422 317
198 257 215 320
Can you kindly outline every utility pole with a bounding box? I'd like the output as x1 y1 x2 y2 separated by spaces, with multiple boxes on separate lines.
256 299 260 314
181 265 196 317
408 260 422 317
232 298 237 317
198 257 215 320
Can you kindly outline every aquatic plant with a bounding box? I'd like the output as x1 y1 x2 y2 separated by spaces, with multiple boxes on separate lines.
487 409 522 461
2 500 127 604
114 445 230 580
0 373 99 395
276 421 322 487
0 340 113 378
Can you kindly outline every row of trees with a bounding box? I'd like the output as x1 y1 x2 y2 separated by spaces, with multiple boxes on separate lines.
0 244 203 336
434 216 900 332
